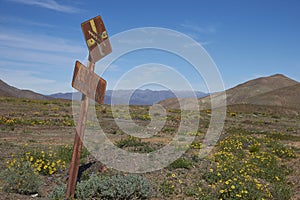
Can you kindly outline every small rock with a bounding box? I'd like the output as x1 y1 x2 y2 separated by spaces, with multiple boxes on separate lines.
31 193 38 198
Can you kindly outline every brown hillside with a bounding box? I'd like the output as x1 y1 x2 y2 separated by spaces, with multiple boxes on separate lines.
247 83 300 109
219 74 298 105
0 79 52 100
159 74 299 110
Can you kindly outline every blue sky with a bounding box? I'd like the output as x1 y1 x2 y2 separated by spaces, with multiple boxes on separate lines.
0 0 299 94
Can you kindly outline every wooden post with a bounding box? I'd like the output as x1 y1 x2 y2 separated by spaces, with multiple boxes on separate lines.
66 61 95 198
66 15 111 199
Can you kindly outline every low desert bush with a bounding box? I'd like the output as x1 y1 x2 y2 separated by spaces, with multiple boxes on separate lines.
1 160 41 195
49 174 153 200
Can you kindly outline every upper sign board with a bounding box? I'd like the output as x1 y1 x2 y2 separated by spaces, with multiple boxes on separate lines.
81 16 112 62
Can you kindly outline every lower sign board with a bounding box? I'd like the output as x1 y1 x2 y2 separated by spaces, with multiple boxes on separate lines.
72 61 106 104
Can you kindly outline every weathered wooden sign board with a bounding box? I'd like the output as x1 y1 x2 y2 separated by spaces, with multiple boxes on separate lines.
81 15 112 62
72 61 106 104
66 16 112 199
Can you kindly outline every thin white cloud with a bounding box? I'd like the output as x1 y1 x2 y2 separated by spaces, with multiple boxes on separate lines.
0 47 75 67
183 41 212 48
0 30 87 94
9 0 81 13
0 60 47 69
0 27 85 94
0 68 73 94
1 69 50 92
0 16 56 28
181 22 216 34
179 21 215 44
0 69 54 84
0 30 85 54
117 39 154 45
0 27 86 71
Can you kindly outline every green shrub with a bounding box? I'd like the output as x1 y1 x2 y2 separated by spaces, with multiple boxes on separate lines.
159 179 175 197
48 174 153 200
271 182 292 200
116 136 144 148
76 175 102 199
169 158 193 169
93 174 152 199
162 127 175 133
266 140 296 158
115 136 154 153
1 161 41 195
248 144 260 153
47 185 66 200
56 144 90 163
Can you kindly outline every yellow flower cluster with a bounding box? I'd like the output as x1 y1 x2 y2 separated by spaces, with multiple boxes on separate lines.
268 140 296 158
25 149 66 175
0 116 24 126
229 112 237 117
6 146 66 176
159 172 185 196
0 115 75 127
190 142 203 149
203 134 296 199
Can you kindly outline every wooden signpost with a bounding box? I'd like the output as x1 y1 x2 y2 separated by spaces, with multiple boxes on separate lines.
66 16 112 199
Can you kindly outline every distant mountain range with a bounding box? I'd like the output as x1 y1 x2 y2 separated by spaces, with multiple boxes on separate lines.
1 74 299 109
50 90 208 105
159 74 300 110
0 80 52 100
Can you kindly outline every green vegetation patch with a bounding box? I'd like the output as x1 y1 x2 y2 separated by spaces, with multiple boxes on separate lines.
49 174 153 200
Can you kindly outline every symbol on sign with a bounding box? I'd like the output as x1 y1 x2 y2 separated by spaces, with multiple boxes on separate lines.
87 38 95 47
88 30 108 43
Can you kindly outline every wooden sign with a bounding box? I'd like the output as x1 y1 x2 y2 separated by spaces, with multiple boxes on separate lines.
72 61 106 104
81 16 112 62
66 15 111 199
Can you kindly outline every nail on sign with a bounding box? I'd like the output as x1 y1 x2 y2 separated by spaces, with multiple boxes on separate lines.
72 61 106 104
81 16 112 62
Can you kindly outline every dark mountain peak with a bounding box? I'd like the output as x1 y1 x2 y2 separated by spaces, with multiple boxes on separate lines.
228 74 297 96
235 74 298 89
269 73 289 78
0 79 52 100
0 79 9 87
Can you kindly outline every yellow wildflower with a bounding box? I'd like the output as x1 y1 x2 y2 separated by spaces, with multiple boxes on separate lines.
236 194 242 197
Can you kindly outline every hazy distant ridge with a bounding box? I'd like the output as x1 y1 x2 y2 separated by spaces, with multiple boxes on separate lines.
50 89 207 105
